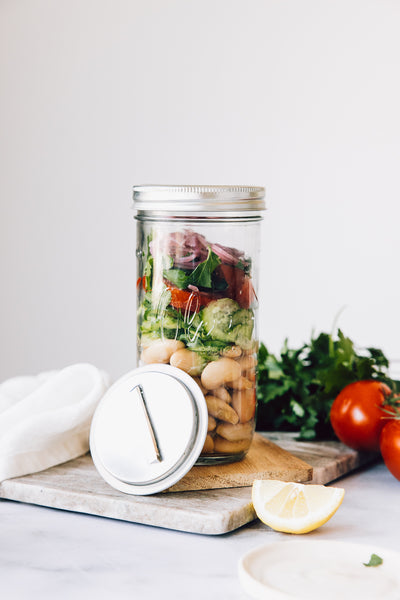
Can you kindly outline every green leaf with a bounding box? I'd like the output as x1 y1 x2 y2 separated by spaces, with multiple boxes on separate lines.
188 248 221 288
162 255 174 270
163 248 221 289
163 268 190 289
261 380 294 403
211 273 228 290
236 257 252 275
265 356 285 380
363 554 383 567
298 428 317 440
335 329 355 365
258 342 268 364
143 233 154 286
290 400 305 418
356 357 375 381
144 256 153 279
366 348 389 368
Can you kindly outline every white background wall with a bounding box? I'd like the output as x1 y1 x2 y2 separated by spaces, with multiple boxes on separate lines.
1 0 400 382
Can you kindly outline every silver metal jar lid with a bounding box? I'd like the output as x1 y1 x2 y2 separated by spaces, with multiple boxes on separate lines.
132 185 266 217
89 364 208 495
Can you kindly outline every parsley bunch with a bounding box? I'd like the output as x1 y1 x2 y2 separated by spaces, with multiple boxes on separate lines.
256 330 392 440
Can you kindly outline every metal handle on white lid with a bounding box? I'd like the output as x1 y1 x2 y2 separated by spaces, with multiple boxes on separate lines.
131 384 163 464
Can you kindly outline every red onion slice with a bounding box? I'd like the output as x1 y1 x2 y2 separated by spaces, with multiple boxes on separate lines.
150 229 248 270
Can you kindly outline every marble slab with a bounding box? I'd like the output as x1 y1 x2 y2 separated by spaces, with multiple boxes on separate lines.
0 454 255 535
0 433 379 535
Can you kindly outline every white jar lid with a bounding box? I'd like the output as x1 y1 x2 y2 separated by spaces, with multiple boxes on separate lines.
89 364 208 495
132 185 266 218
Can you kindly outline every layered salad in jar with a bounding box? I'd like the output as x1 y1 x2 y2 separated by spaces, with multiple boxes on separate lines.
136 229 258 461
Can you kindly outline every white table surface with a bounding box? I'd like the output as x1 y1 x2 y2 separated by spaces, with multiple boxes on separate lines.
1 460 399 600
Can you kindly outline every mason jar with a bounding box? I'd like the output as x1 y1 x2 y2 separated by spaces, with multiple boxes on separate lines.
133 185 266 465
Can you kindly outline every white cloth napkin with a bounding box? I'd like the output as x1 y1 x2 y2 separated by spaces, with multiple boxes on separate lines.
0 363 109 482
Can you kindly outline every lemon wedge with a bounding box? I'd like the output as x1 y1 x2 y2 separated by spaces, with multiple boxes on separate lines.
252 480 345 534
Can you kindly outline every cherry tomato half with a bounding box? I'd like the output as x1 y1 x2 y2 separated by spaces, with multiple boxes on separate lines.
380 420 400 481
330 380 392 452
166 284 216 313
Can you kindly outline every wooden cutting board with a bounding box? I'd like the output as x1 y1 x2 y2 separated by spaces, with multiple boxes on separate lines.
0 433 378 535
266 432 378 485
167 433 312 491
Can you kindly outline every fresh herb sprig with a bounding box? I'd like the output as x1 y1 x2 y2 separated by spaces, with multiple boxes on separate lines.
363 554 383 567
164 248 221 289
256 330 392 440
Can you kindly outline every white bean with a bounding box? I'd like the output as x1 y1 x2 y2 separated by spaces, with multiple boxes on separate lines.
231 388 256 423
228 376 253 390
201 358 241 390
213 436 251 454
208 415 217 432
170 348 204 376
214 386 232 404
216 421 254 442
202 434 214 454
221 345 242 358
141 339 185 364
205 395 239 424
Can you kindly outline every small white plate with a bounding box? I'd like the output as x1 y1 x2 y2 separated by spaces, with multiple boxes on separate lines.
239 540 400 599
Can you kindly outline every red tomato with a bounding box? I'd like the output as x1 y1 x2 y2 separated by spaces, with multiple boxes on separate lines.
330 380 392 451
166 284 215 313
216 264 255 309
380 420 400 481
217 264 245 299
236 276 256 309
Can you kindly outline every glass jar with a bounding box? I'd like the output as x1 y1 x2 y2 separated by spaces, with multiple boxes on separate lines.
133 185 266 465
